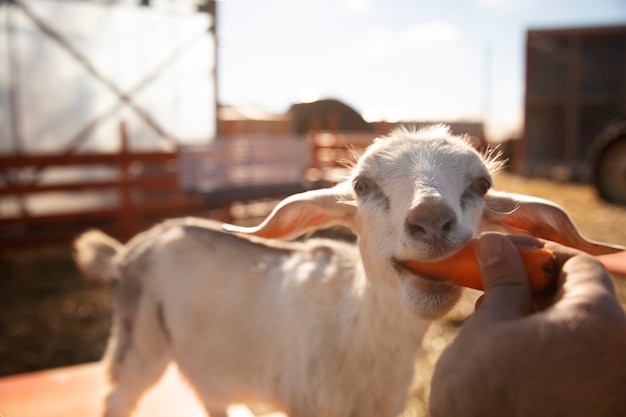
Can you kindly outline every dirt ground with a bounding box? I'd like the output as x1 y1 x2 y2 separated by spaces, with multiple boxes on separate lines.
0 247 112 376
1 172 625 416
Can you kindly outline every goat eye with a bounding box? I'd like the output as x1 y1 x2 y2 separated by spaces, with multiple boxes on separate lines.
471 177 491 196
354 178 375 196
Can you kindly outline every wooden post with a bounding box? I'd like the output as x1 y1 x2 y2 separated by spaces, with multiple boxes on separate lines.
118 121 134 240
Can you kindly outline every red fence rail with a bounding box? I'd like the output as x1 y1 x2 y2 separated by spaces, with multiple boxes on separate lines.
0 127 204 249
0 130 376 250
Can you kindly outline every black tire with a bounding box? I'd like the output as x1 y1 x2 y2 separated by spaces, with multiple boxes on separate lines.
592 133 626 205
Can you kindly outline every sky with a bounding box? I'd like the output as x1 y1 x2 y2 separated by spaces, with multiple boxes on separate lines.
217 0 626 140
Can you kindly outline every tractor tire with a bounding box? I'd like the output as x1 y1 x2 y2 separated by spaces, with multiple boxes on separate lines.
592 132 626 205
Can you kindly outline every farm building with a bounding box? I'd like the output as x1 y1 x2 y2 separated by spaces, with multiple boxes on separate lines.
520 24 626 183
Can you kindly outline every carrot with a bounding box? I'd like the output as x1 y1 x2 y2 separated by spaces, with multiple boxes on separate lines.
400 239 558 292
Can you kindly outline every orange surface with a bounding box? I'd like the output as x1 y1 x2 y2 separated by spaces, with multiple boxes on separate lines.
598 252 626 276
0 362 208 417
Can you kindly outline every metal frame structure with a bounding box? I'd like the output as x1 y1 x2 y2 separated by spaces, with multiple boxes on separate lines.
1 0 217 157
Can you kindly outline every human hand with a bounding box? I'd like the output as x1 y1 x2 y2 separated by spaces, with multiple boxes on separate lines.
429 233 626 417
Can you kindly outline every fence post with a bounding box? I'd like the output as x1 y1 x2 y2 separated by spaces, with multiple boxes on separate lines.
118 121 134 240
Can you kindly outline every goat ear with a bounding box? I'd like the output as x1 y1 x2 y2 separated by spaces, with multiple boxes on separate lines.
482 190 624 255
223 182 357 240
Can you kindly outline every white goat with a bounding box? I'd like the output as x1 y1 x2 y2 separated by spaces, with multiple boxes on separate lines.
75 126 619 417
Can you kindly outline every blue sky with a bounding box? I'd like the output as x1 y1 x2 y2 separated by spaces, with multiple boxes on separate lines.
217 0 626 140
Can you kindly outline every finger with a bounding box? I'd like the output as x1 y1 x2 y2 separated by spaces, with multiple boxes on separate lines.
474 294 485 310
554 254 617 306
474 233 532 320
485 237 616 313
506 234 582 262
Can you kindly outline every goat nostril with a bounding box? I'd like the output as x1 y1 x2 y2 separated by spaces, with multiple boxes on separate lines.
408 224 427 236
442 219 455 233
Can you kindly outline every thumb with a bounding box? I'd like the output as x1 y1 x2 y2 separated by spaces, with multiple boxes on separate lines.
474 233 532 319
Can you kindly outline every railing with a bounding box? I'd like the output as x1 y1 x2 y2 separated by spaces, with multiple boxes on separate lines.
0 129 377 249
305 131 375 184
0 125 204 249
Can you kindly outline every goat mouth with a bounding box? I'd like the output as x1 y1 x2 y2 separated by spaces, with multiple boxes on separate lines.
391 257 452 284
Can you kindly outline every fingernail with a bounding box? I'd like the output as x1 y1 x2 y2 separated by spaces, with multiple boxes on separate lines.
477 234 504 266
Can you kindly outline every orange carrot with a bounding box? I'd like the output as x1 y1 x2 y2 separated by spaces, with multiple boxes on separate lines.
400 240 558 292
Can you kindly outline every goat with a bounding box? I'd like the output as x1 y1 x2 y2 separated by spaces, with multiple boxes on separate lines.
75 125 620 417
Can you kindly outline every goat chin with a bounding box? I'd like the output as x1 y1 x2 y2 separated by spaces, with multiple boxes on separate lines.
75 124 607 417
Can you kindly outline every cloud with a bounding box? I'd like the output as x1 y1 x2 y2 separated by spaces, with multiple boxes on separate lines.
358 21 461 57
475 0 530 10
476 0 508 6
404 21 461 47
343 0 374 12
273 0 373 10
